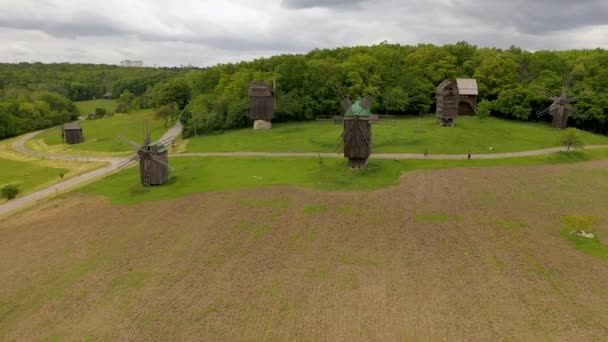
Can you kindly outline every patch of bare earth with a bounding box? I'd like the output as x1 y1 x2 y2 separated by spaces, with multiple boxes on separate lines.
1 161 608 341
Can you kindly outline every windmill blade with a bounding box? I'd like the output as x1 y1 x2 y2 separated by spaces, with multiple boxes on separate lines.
341 98 352 111
564 74 573 91
337 119 358 152
149 153 175 172
335 84 347 100
116 154 140 169
566 90 590 103
355 120 371 148
541 88 557 99
359 98 371 110
118 135 143 151
144 121 151 146
536 107 551 118
159 136 175 147
571 110 585 119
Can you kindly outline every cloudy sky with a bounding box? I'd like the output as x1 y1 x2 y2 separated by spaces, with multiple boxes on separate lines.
1 0 607 67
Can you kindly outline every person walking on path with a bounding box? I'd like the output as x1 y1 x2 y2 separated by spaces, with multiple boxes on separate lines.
424 148 428 157
467 151 472 160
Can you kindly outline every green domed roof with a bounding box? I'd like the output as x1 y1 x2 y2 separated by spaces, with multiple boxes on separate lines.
345 97 371 117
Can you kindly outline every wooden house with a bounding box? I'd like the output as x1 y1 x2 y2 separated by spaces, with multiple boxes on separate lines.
248 81 275 129
343 98 372 168
436 79 478 126
62 123 84 144
138 141 169 186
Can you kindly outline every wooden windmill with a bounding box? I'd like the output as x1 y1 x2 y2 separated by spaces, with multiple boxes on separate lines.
318 86 395 168
117 122 174 186
248 81 275 130
536 76 582 129
436 79 478 126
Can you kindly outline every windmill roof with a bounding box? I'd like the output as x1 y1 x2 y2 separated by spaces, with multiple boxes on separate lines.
63 122 81 130
148 141 168 153
345 98 371 117
456 79 478 95
249 81 273 97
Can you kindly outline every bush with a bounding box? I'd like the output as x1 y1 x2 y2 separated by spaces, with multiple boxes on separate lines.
559 128 585 151
1 184 19 200
95 107 107 118
476 99 492 120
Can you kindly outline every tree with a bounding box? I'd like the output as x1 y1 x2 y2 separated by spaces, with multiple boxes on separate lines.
476 99 492 120
560 128 585 151
382 87 409 113
1 184 19 200
155 103 179 128
116 90 135 113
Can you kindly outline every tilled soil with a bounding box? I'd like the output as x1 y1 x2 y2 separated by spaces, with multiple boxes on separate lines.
1 161 608 341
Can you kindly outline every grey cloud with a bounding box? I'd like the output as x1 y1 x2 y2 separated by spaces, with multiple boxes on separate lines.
281 0 367 9
452 0 608 34
0 14 127 38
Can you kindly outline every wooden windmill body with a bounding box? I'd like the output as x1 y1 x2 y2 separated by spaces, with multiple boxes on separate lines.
248 81 275 130
317 86 395 168
118 123 174 186
436 79 478 126
537 76 581 129
62 122 84 144
342 99 373 168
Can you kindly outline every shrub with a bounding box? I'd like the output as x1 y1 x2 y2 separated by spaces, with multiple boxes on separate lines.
1 184 19 200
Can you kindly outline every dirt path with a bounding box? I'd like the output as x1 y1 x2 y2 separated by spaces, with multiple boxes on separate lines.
1 122 605 217
175 145 608 160
0 123 182 217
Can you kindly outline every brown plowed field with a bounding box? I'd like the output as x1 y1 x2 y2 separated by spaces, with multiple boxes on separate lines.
1 161 608 341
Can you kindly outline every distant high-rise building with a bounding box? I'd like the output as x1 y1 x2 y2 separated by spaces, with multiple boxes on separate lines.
120 60 144 67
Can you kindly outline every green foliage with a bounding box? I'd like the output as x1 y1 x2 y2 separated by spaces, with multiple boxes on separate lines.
155 103 179 128
115 90 136 113
0 90 78 139
151 77 192 110
87 107 108 120
476 99 492 120
1 184 19 200
3 44 608 140
560 128 585 151
382 87 409 113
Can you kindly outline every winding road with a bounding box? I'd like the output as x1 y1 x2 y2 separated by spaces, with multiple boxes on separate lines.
1 122 606 217
0 123 182 217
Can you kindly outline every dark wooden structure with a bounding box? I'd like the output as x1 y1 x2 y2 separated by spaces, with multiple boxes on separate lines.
436 79 478 126
248 81 275 121
343 117 372 168
62 122 84 144
342 98 373 168
537 76 580 129
138 141 169 186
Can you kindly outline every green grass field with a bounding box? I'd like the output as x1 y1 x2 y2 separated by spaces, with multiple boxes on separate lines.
82 148 608 204
185 116 608 154
31 109 167 154
75 99 117 116
0 157 67 203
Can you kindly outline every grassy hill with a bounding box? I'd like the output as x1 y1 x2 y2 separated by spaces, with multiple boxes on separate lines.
75 99 117 116
30 109 167 155
185 116 608 154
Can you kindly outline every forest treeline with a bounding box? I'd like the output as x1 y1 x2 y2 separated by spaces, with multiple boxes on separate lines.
2 42 608 140
0 63 186 139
